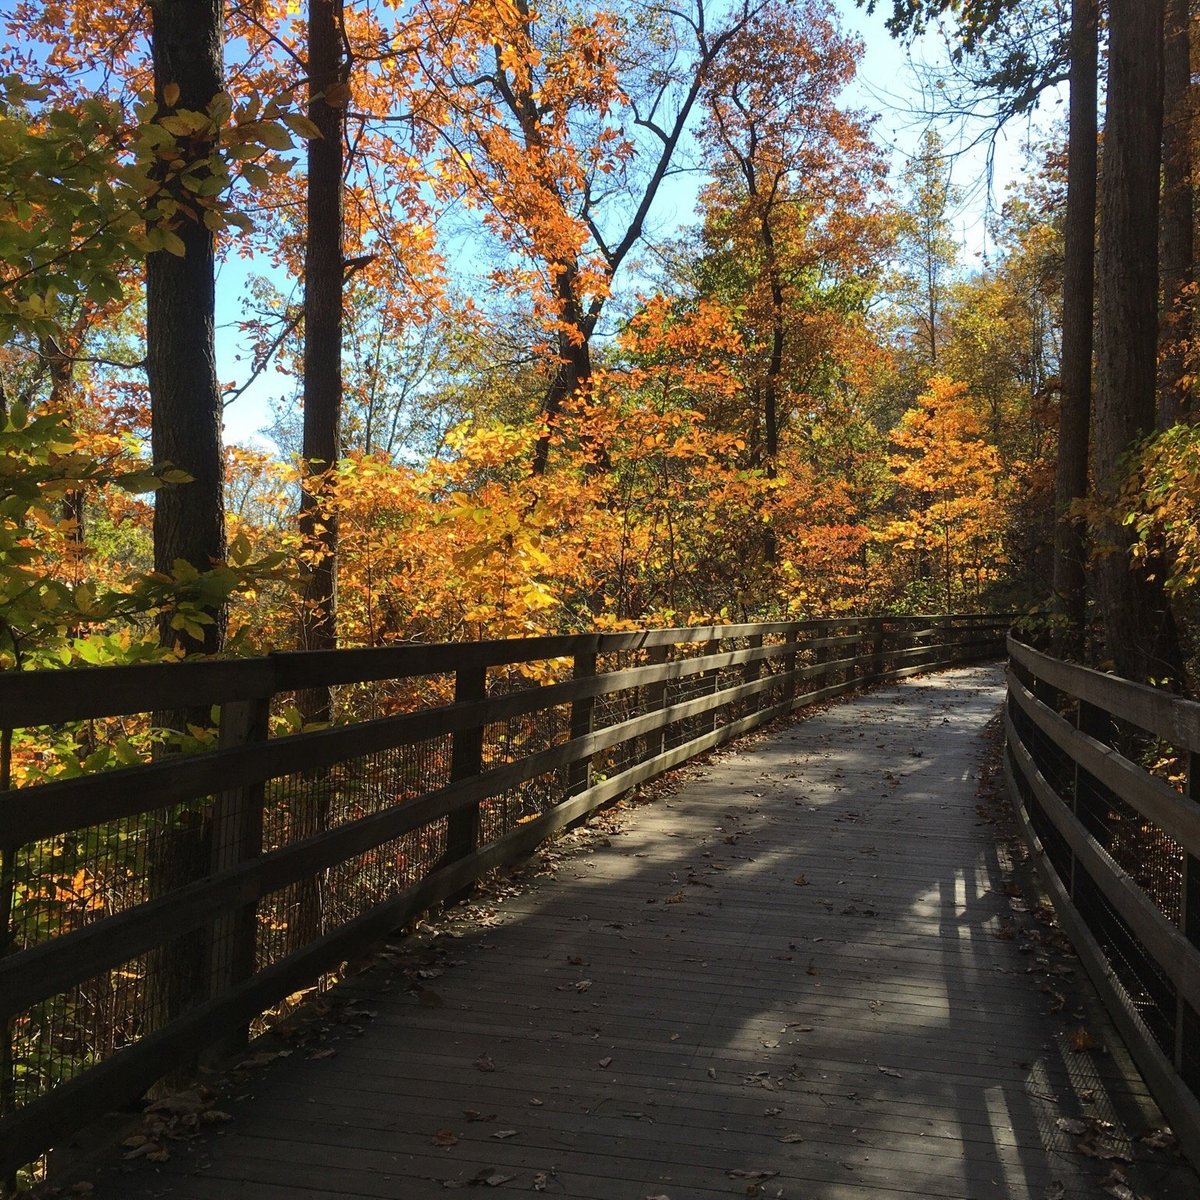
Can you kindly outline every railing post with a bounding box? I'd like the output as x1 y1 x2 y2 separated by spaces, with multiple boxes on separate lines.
933 614 948 668
870 616 885 682
1073 697 1111 887
568 650 597 796
644 642 669 761
446 663 487 881
1178 751 1200 1078
206 694 270 1060
703 638 721 732
813 622 830 691
784 626 799 703
744 633 763 683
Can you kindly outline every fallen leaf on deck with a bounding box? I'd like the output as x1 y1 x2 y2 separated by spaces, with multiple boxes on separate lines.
1139 1128 1176 1151
878 1067 903 1078
472 1169 516 1187
475 1054 496 1072
575 980 593 993
779 1133 805 1143
1056 1118 1088 1136
432 1129 459 1148
234 1051 285 1070
794 875 809 886
491 1129 518 1140
1099 1168 1138 1200
123 1141 166 1161
1079 1141 1131 1164
1071 1026 1098 1052
598 1056 613 1068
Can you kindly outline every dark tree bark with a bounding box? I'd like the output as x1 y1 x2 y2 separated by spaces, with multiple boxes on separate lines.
1051 0 1097 655
531 264 593 476
39 334 88 550
145 0 225 1061
292 0 348 950
1158 0 1194 429
1094 0 1183 685
298 0 347 664
147 0 226 657
761 212 783 477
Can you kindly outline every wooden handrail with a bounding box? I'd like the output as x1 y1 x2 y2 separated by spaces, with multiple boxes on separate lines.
1003 634 1200 1164
0 615 1009 1181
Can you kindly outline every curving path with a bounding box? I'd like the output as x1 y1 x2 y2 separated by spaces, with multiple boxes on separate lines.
87 667 1198 1200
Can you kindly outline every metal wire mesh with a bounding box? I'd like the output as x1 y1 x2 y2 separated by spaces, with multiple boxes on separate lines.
1075 864 1178 1053
6 792 220 1120
1183 999 1200 1095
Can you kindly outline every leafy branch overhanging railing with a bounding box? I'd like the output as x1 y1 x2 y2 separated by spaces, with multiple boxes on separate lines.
0 614 1008 1183
1005 635 1200 1161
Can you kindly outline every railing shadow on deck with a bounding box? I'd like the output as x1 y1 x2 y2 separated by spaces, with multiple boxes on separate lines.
1004 633 1200 1163
0 613 1010 1183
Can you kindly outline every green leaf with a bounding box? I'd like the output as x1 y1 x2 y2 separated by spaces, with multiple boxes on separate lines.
282 112 323 140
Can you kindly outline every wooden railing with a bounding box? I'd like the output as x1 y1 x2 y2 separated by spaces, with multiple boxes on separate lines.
0 614 1008 1180
1004 635 1200 1155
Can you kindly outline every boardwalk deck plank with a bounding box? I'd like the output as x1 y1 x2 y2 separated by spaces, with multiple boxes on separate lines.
85 668 1199 1200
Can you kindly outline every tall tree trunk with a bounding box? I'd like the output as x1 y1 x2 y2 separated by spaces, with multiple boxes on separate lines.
40 335 87 551
299 0 346 666
1052 0 1098 655
531 265 592 476
1158 0 1194 429
145 0 225 1059
147 0 226 658
1094 0 1183 685
761 211 783 564
293 0 347 950
761 216 783 475
925 251 938 369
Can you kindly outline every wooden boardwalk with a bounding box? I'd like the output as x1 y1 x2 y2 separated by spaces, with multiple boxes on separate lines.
88 667 1198 1200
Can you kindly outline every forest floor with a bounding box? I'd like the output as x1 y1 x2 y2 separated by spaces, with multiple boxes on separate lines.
66 665 1200 1200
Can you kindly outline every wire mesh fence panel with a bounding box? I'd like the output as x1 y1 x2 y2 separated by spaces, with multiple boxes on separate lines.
1075 863 1179 1054
5 791 222 1121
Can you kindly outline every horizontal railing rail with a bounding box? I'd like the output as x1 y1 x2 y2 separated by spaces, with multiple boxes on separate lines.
0 614 1008 1181
1003 634 1200 1159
